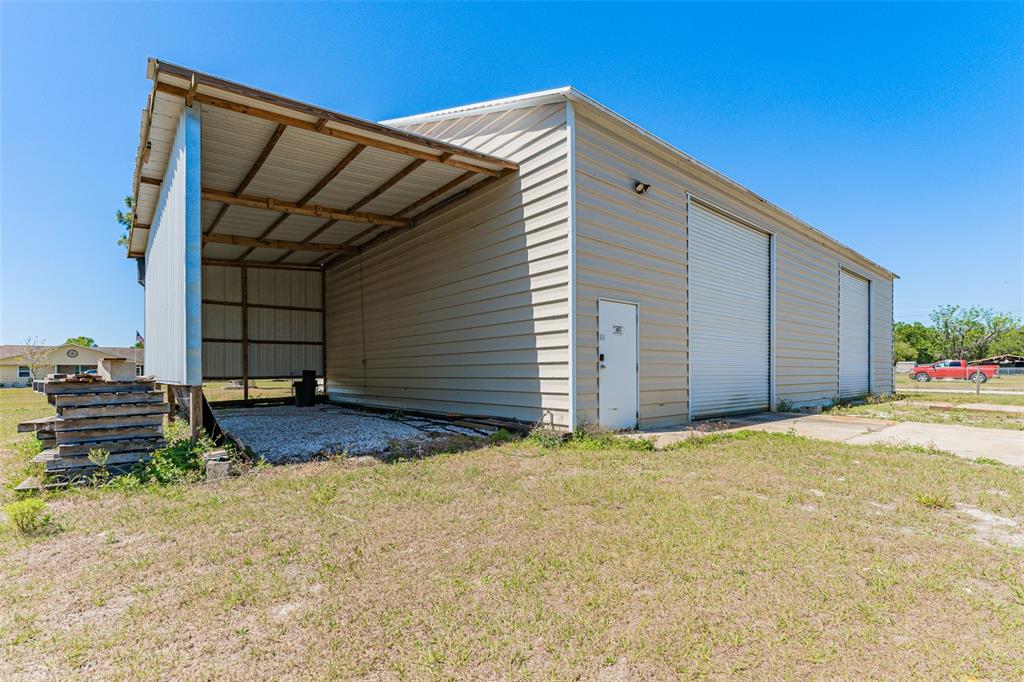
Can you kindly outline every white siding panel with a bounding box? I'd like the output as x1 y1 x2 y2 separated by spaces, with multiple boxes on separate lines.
327 103 571 427
145 106 202 386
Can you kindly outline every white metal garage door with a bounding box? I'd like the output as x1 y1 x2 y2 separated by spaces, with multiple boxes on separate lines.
839 269 870 397
689 203 771 419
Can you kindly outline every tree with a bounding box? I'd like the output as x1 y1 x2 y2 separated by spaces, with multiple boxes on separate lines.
20 337 53 381
929 305 1016 361
64 336 97 347
893 322 940 364
116 196 134 248
893 340 918 363
987 324 1024 357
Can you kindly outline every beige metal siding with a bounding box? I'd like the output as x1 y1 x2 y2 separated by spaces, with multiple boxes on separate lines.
574 106 689 428
325 103 571 427
872 277 895 394
573 101 894 423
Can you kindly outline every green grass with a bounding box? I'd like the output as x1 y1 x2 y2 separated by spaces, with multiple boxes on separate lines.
203 379 295 403
0 388 52 501
0 431 1022 679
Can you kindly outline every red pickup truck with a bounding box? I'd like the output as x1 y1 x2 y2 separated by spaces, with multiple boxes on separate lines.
910 360 999 383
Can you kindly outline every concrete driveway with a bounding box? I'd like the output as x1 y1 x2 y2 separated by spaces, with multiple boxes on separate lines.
639 413 1024 467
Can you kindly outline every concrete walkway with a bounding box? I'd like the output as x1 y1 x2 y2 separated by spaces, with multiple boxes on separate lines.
638 413 1024 467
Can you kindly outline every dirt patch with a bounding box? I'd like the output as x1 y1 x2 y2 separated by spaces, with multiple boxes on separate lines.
956 504 1024 548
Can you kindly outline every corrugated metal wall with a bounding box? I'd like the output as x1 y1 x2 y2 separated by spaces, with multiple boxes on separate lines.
145 106 202 386
573 101 894 425
324 103 572 427
201 264 323 379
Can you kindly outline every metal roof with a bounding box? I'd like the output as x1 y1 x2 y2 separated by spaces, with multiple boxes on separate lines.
384 87 898 280
127 59 518 265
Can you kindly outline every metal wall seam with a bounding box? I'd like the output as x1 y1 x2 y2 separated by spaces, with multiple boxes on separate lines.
566 98 578 431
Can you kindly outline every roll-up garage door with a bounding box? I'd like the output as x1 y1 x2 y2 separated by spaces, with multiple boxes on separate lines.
689 203 771 418
839 269 870 397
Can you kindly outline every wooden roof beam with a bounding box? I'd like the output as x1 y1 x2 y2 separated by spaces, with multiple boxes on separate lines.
203 233 355 253
155 82 507 177
201 188 409 228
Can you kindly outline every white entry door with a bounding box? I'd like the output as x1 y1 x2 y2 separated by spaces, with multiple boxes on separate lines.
839 269 870 397
598 299 638 430
688 203 771 419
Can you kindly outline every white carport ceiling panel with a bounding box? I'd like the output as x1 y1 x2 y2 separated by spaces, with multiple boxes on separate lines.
263 214 328 242
243 127 361 202
201 242 248 260
359 162 469 216
209 204 280 238
199 105 281 191
306 220 368 245
308 145 418 209
278 251 324 265
242 247 289 262
689 202 771 419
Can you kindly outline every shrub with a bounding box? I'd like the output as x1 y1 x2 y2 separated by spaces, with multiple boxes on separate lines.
108 419 214 488
776 398 796 412
3 498 52 535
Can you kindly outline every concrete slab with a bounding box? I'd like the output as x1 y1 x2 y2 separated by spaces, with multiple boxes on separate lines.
846 422 1024 465
635 412 1024 467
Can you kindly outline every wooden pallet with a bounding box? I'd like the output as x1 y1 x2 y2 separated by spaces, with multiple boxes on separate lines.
17 376 169 484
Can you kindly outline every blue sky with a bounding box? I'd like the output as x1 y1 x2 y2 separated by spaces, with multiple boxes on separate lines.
1 2 1021 345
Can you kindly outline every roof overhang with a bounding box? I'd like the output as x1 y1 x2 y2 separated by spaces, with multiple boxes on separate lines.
127 59 518 265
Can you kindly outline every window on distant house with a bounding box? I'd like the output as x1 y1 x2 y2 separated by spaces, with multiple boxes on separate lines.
18 366 31 378
136 364 145 376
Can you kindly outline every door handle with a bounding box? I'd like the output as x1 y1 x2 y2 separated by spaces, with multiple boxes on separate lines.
599 354 605 361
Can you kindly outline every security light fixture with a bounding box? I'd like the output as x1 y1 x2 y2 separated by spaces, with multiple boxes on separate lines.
634 181 652 195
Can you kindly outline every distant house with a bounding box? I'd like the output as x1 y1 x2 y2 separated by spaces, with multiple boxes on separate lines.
0 344 145 387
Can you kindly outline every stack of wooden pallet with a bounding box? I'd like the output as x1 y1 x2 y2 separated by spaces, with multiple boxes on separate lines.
17 375 168 486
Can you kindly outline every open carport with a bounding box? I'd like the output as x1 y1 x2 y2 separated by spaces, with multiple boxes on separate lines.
126 59 518 430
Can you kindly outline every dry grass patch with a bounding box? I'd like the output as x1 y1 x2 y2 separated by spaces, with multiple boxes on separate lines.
830 397 1024 431
0 432 1022 679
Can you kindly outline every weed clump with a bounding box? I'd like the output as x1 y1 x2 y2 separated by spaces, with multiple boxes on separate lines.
3 498 53 535
107 420 215 489
526 424 655 451
915 492 954 509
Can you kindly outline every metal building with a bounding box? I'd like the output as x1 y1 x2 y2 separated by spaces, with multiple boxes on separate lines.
127 59 895 432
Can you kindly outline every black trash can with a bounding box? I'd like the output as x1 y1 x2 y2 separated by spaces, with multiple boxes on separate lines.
293 370 317 407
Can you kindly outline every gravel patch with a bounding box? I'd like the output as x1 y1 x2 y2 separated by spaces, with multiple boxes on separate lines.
214 405 486 463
